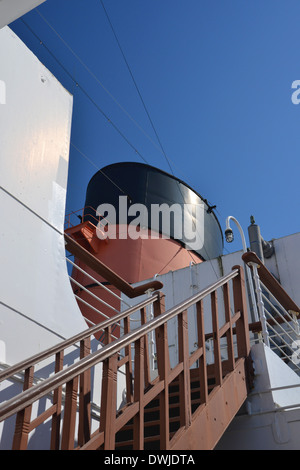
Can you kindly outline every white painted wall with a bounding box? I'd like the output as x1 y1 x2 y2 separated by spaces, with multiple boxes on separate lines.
216 342 300 450
265 232 300 307
0 0 46 29
0 27 87 366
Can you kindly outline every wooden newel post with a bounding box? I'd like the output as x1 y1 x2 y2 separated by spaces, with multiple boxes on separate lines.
133 336 145 449
12 366 34 450
232 266 251 359
153 292 170 449
100 354 118 450
178 309 192 428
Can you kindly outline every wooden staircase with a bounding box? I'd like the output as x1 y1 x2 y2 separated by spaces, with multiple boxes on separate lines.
115 363 249 450
0 247 253 449
1 234 299 450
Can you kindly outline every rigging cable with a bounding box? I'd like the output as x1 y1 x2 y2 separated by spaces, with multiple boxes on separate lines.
100 0 174 176
21 18 149 167
35 9 167 159
36 6 221 233
21 11 223 279
99 3 222 276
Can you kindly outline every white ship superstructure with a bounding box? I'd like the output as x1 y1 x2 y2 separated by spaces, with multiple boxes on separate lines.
0 1 299 451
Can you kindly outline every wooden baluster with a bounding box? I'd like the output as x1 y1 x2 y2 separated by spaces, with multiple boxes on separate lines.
232 266 251 358
133 337 145 450
178 309 191 428
123 316 133 403
140 306 151 387
12 366 34 450
78 337 91 447
211 290 222 386
223 282 235 372
61 376 79 450
196 300 208 405
51 351 64 450
153 292 170 449
100 354 118 450
103 326 112 345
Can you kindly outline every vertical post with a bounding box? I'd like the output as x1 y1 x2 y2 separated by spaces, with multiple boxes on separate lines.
291 311 300 337
12 366 34 450
232 266 251 356
133 337 145 450
153 292 170 449
140 306 151 387
78 337 91 446
211 291 222 386
123 316 133 403
196 300 208 404
61 376 79 450
51 351 64 450
249 263 270 347
100 354 118 450
178 309 191 428
223 282 235 371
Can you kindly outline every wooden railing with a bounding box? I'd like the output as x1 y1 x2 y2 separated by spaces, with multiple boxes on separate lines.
0 265 252 450
242 252 299 314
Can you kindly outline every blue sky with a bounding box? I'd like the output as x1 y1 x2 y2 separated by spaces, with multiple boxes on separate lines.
11 0 300 255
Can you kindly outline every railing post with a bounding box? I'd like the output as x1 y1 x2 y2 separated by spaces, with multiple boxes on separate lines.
123 316 133 403
100 354 118 450
153 292 170 449
249 262 270 347
211 291 222 386
61 376 79 450
140 306 151 387
232 266 251 357
50 351 64 450
178 309 192 428
291 311 300 337
12 366 34 450
196 300 208 404
223 282 235 372
78 337 91 446
133 337 145 449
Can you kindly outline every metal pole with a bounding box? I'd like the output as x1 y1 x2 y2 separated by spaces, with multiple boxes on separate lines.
226 216 259 322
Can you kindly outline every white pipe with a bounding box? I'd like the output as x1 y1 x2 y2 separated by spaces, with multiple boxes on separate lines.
226 216 259 322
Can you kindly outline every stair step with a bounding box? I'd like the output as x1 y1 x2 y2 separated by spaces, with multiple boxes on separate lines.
115 372 221 450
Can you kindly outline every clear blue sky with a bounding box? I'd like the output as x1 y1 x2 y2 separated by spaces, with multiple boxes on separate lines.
11 0 300 255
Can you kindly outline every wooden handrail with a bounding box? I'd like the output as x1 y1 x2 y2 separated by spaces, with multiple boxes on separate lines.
242 251 300 314
0 268 241 423
64 233 163 298
0 293 159 383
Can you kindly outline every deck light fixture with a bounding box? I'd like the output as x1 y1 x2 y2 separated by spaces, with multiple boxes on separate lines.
225 228 234 243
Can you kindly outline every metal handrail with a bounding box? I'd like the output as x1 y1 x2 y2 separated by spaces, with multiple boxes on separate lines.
0 293 159 384
243 251 300 368
64 206 101 229
65 233 163 298
66 257 131 308
0 269 240 423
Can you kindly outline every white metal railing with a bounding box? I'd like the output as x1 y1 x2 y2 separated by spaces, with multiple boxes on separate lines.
65 255 155 363
66 256 130 342
250 262 300 373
